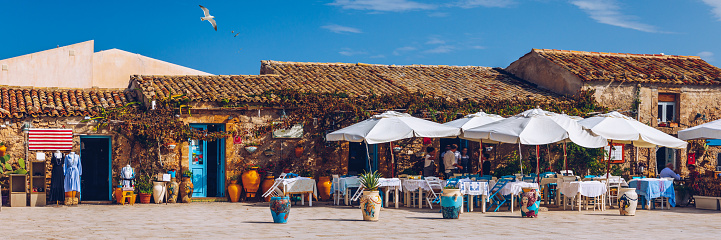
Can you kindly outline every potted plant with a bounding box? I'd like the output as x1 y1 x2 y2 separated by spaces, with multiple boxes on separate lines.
165 139 177 149
136 174 153 204
245 142 260 153
227 174 241 202
441 185 462 219
242 164 261 198
695 176 721 210
359 171 382 221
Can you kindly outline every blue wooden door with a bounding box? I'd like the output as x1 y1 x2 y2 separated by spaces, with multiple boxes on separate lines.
189 124 207 197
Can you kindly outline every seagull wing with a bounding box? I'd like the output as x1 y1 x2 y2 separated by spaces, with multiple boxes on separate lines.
208 18 217 31
199 5 210 17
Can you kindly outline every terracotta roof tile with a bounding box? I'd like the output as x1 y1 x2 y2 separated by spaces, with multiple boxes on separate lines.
533 49 721 85
0 87 134 119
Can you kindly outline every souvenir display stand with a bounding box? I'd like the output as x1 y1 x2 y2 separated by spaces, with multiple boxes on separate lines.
29 161 46 207
10 174 27 207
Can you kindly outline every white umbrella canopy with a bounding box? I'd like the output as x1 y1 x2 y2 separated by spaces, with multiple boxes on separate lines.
443 111 505 131
579 111 687 149
326 111 461 144
678 118 721 140
463 108 607 148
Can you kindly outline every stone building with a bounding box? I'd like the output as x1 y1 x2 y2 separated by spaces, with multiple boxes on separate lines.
506 49 721 176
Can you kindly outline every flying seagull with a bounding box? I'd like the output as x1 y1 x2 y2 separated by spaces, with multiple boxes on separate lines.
199 5 217 31
231 30 240 37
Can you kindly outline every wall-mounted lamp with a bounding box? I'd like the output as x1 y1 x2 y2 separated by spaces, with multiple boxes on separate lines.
485 146 494 152
22 121 32 132
1 64 7 71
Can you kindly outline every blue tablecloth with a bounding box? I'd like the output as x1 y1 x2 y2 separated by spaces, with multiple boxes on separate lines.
628 179 675 207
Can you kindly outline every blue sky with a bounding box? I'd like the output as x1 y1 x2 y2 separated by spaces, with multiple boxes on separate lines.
2 0 721 75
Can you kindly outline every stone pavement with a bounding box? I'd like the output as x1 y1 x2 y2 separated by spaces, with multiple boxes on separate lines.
1 202 719 239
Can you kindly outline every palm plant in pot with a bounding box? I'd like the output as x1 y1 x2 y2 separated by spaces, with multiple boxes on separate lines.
359 171 382 221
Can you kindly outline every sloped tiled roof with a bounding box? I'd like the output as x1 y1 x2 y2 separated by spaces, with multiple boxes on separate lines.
0 87 134 118
261 61 560 101
533 49 721 85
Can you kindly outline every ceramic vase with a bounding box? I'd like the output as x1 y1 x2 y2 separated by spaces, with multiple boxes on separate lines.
360 191 382 221
294 146 304 158
227 180 241 202
317 176 331 201
441 188 462 219
114 187 123 204
270 196 291 223
261 176 276 202
153 182 166 204
618 188 638 216
245 146 258 153
242 167 260 198
168 179 179 203
180 177 194 203
520 187 540 218
139 193 152 204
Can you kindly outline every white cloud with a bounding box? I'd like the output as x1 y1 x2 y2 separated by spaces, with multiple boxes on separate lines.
455 0 515 8
393 46 417 56
570 0 658 33
424 45 455 54
370 54 386 58
328 0 435 12
428 12 449 17
470 45 486 50
339 48 367 56
426 36 446 45
701 0 721 21
321 24 363 34
698 51 715 61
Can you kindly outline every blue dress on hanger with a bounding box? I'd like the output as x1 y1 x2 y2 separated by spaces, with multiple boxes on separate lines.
64 153 82 192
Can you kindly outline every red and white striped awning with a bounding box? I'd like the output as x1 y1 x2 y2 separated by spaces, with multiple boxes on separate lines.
28 128 73 150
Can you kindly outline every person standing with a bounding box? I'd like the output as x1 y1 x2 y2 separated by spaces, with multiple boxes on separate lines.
482 153 492 176
460 148 470 174
444 145 460 179
423 147 437 177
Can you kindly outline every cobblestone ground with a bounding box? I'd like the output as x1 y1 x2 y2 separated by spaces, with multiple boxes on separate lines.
2 201 719 239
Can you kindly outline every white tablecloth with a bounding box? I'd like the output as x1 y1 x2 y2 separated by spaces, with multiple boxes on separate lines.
495 182 539 196
460 181 489 196
378 178 402 189
559 181 606 198
333 177 360 196
280 177 318 197
592 176 628 186
402 179 446 192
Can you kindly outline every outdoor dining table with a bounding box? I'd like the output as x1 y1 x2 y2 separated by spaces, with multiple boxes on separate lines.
334 177 401 208
559 181 607 211
401 179 447 209
333 176 361 206
276 177 318 206
628 178 675 209
458 179 493 213
539 177 558 205
493 181 538 213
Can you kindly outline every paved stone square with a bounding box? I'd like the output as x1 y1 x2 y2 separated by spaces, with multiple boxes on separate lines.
1 202 719 239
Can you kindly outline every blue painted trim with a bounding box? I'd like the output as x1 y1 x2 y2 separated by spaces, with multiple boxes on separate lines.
706 139 721 146
188 123 226 197
79 135 112 201
367 144 379 172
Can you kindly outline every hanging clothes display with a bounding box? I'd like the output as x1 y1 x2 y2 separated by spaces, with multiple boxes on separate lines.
64 152 82 192
49 151 65 202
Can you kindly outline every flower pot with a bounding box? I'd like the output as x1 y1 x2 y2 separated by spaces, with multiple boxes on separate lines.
227 180 241 202
180 177 194 203
261 176 276 202
245 146 258 153
270 196 291 223
242 167 261 198
695 196 720 210
167 144 176 149
0 145 6 156
139 193 152 204
441 189 462 219
294 146 304 158
393 146 402 153
317 176 331 201
520 187 540 218
167 179 179 203
360 191 382 221
618 188 638 215
153 182 166 204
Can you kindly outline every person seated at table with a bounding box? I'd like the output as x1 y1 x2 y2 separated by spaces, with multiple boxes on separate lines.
423 147 437 177
659 163 681 180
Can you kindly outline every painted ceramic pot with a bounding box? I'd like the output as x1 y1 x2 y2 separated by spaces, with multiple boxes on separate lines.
618 188 638 216
441 188 462 219
317 176 332 201
270 196 291 223
520 187 540 218
168 179 179 203
180 177 194 203
360 191 382 221
242 167 260 198
227 180 241 202
114 187 123 204
152 181 166 204
261 176 276 202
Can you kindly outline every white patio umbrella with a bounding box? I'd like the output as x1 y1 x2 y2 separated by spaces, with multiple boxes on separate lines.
578 111 687 178
678 118 721 140
326 111 461 173
463 108 607 178
443 111 505 176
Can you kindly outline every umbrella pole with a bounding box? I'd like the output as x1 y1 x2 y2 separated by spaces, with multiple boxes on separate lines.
536 145 540 182
606 140 613 178
365 141 372 172
390 142 395 178
518 142 523 175
563 141 568 175
480 141 484 176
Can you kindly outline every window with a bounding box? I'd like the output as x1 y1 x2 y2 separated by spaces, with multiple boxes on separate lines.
717 153 721 171
657 93 677 123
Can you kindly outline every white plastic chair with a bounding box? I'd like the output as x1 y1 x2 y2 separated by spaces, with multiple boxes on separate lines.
424 177 443 209
261 173 287 198
331 175 342 205
606 176 622 207
560 170 574 176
